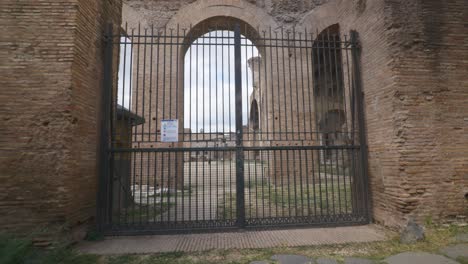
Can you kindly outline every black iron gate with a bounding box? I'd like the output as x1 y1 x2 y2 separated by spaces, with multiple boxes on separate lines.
98 22 370 234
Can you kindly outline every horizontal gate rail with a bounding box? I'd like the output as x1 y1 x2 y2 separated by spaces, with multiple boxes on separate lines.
110 145 361 153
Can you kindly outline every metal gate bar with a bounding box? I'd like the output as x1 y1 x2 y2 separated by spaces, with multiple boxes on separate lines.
99 22 370 234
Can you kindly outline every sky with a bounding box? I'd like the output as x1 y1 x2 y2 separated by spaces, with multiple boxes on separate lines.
117 31 259 134
183 30 259 133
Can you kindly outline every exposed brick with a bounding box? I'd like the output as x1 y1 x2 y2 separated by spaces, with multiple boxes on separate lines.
0 0 121 232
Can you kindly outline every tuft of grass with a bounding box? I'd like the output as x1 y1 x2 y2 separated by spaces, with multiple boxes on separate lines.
115 202 174 223
245 180 353 216
84 229 104 242
217 192 237 220
0 234 101 264
0 234 32 264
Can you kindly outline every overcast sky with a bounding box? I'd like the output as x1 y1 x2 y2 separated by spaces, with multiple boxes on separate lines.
118 31 259 133
184 31 259 133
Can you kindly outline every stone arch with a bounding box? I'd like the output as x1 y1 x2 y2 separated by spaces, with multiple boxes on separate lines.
179 16 265 57
297 0 341 33
179 15 264 128
166 0 278 33
312 23 342 98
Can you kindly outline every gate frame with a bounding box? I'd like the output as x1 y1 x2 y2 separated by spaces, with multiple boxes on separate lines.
350 30 372 223
97 23 372 234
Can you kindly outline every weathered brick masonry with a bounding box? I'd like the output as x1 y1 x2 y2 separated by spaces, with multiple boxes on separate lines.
0 0 466 232
381 0 468 225
0 0 121 231
300 0 468 226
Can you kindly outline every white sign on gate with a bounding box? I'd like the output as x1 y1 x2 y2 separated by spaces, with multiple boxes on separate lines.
161 119 178 142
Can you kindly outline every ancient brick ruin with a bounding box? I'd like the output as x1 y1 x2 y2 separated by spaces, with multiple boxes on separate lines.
1 0 466 234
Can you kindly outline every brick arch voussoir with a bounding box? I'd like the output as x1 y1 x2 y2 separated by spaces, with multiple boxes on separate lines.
297 0 341 34
166 0 278 32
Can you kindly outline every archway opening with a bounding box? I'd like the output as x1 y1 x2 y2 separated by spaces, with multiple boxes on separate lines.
313 24 347 163
182 19 261 158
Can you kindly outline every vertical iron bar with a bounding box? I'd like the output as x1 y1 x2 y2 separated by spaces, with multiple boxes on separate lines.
303 29 314 217
269 28 275 143
142 28 149 224
344 34 357 216
155 30 160 142
326 29 336 216
160 151 164 223
208 30 213 223
142 28 147 143
153 151 158 223
221 30 226 222
331 33 343 215
167 31 173 224
298 31 310 217
287 31 294 141
281 28 288 141
314 30 324 217
319 30 330 216
98 23 113 231
201 34 206 223
350 31 371 222
234 24 245 227
149 26 154 142
130 28 136 226
174 32 179 225
275 31 281 142
146 152 150 224
214 29 219 223
136 24 142 226
195 33 199 222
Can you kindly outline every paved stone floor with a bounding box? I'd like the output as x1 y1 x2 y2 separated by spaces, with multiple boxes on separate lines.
77 227 468 264
249 244 468 264
77 225 386 254
246 247 468 264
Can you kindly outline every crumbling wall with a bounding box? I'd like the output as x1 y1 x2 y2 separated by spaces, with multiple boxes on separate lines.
123 0 329 28
300 0 468 226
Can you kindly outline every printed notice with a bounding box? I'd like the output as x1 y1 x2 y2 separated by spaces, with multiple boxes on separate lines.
161 119 179 142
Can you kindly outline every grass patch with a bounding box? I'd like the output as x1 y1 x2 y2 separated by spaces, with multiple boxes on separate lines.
246 179 353 216
217 192 237 220
117 202 174 223
148 188 192 199
457 257 468 264
0 234 100 264
314 163 349 176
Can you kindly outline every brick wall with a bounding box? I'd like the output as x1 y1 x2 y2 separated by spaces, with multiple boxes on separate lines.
301 0 468 226
383 0 468 224
0 0 121 231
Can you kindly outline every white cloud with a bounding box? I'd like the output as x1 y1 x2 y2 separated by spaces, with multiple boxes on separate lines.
116 32 260 134
184 30 259 133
